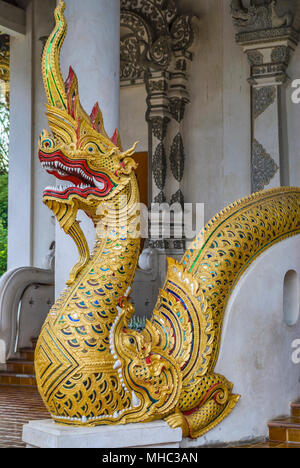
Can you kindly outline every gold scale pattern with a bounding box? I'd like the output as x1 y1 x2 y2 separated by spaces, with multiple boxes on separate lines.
35 1 300 438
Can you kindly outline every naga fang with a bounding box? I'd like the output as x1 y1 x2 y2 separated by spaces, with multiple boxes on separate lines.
35 1 300 438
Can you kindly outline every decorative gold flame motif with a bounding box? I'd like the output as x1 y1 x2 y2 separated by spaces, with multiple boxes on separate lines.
35 1 300 438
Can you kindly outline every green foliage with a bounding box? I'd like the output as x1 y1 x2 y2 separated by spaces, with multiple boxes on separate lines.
0 173 8 229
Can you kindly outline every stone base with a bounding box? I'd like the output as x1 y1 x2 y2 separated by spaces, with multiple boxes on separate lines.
22 419 182 448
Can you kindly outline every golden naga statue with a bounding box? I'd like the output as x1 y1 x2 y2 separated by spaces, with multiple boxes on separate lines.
35 1 300 439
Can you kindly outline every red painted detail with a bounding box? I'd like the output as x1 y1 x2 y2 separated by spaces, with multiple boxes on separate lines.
39 150 115 199
65 66 74 95
111 128 119 147
183 406 200 416
90 102 101 132
65 67 76 119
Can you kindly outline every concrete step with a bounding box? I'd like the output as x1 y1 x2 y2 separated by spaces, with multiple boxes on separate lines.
0 371 36 387
268 417 300 444
19 348 35 362
6 359 35 375
291 401 300 420
0 337 37 388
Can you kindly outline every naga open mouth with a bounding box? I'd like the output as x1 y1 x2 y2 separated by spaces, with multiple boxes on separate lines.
39 151 116 199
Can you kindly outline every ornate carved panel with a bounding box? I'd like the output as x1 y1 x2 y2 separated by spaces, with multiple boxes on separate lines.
231 0 295 32
252 139 279 192
252 86 276 119
150 116 170 141
170 133 184 182
120 0 195 83
120 0 196 250
152 142 167 191
231 1 299 193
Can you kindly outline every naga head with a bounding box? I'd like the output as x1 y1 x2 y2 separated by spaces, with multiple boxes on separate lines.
108 298 183 423
39 1 137 229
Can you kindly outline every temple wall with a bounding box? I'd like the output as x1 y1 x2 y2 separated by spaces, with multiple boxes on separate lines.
120 0 300 221
182 0 251 222
120 0 252 224
286 50 300 188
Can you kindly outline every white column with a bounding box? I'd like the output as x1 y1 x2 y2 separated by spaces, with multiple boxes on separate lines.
7 3 33 269
8 0 57 271
55 0 120 295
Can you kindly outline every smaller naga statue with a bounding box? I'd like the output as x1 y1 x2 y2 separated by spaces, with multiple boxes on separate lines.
35 1 300 439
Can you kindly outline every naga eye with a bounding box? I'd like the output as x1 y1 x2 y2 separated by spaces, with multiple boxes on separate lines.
88 147 94 153
129 338 135 345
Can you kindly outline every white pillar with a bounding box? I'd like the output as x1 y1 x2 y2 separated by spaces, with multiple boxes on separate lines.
8 0 57 271
55 0 120 295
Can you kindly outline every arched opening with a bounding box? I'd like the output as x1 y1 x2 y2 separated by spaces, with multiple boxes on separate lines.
283 270 300 327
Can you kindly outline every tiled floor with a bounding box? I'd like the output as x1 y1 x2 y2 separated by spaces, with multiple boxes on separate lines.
0 385 49 448
0 384 299 448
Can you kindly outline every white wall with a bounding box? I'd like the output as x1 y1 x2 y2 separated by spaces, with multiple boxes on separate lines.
8 0 56 271
285 46 300 188
181 235 300 447
182 0 251 223
120 84 148 153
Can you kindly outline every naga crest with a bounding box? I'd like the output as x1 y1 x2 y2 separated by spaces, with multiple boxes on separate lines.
35 0 300 439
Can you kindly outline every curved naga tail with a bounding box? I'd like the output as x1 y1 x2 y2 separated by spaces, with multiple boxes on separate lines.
150 187 300 437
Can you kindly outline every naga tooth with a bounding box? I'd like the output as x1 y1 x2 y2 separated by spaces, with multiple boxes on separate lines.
113 360 121 370
131 391 141 408
93 177 105 190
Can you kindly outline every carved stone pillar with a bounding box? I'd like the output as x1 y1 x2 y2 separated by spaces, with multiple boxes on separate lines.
231 0 299 192
120 0 196 253
167 53 191 208
145 70 170 205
